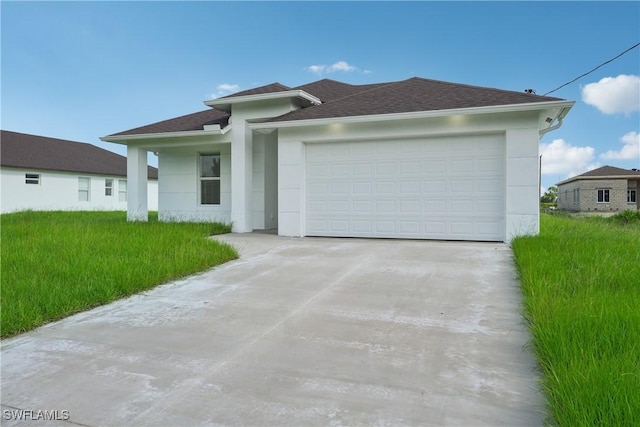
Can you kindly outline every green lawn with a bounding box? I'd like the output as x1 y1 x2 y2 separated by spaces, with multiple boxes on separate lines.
512 212 640 426
1 211 237 337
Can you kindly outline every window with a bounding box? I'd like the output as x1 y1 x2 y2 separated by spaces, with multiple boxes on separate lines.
597 189 610 203
573 188 580 204
119 180 127 202
629 190 637 203
105 179 113 196
78 177 90 201
25 173 40 185
200 154 221 204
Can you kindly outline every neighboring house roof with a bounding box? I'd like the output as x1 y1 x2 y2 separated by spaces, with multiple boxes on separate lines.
106 76 566 137
1 130 158 179
557 165 640 185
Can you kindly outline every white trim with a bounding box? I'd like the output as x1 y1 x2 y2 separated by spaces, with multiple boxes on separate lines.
204 90 321 109
100 126 230 143
249 100 575 130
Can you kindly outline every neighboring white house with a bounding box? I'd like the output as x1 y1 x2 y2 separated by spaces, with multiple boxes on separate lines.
102 77 574 242
1 130 158 213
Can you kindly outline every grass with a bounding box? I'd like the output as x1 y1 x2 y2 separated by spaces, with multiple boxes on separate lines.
1 211 237 338
512 212 640 426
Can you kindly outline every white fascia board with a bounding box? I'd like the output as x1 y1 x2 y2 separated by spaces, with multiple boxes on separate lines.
248 100 576 130
100 125 231 144
204 90 321 108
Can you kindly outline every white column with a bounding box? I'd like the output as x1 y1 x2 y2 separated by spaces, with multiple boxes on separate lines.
127 145 148 222
231 123 253 232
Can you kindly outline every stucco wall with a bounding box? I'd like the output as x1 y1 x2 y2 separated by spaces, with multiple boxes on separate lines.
157 145 231 222
1 168 157 213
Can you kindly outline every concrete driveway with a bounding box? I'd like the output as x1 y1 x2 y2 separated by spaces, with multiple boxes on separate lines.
1 234 544 426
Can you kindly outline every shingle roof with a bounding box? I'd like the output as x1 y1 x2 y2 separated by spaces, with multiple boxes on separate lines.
268 77 565 122
111 109 229 137
578 165 640 177
219 82 292 98
1 130 158 179
293 79 389 103
106 76 567 137
557 165 640 185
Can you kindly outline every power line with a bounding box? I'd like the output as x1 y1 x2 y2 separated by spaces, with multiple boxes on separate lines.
543 42 640 96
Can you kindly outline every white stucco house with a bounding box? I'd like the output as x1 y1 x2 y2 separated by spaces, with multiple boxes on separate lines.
1 130 158 213
102 77 573 242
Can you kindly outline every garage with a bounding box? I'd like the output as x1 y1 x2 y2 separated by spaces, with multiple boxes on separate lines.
305 134 505 241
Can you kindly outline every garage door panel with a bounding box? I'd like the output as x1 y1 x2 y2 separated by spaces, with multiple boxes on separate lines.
330 163 350 176
306 136 504 241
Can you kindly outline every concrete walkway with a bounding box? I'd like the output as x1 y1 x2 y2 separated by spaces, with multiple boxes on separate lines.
1 234 545 426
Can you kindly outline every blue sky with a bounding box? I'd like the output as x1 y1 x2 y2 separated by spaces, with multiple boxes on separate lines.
2 1 639 193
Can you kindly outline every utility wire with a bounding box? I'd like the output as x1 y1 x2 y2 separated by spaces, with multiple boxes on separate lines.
543 42 640 96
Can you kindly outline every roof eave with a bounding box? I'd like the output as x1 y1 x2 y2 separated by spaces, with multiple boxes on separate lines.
204 90 322 112
249 100 576 130
100 125 231 144
558 174 640 185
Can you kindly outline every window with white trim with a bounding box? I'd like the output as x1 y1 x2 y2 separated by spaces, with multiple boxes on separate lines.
200 153 220 205
597 189 610 203
25 173 40 184
119 180 127 202
105 179 113 196
78 177 90 201
628 190 637 203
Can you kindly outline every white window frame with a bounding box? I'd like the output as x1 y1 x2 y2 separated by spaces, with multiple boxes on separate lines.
25 173 40 185
78 177 91 202
105 178 113 196
199 153 221 205
597 189 610 203
628 189 637 203
119 179 127 202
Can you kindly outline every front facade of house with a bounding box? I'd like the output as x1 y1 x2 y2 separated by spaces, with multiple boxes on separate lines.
1 131 158 213
557 166 640 212
102 77 574 242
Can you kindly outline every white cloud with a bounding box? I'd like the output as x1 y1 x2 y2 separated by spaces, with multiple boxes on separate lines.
211 83 239 99
600 131 640 160
305 61 359 75
540 138 599 177
581 74 640 114
326 61 356 73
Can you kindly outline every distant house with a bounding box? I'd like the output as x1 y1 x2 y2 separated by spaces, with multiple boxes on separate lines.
557 166 640 213
1 130 158 213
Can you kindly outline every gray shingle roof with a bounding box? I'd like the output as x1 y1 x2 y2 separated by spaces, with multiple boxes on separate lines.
268 77 565 122
219 82 292 98
111 109 229 137
1 130 158 179
578 165 640 177
557 165 640 185
106 77 567 137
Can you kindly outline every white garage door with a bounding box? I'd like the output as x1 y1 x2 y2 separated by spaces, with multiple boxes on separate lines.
305 134 505 241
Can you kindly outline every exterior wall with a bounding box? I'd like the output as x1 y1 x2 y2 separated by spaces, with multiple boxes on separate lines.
276 110 543 243
557 180 581 211
157 144 231 222
0 167 157 213
251 132 278 230
559 178 637 212
230 100 299 233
